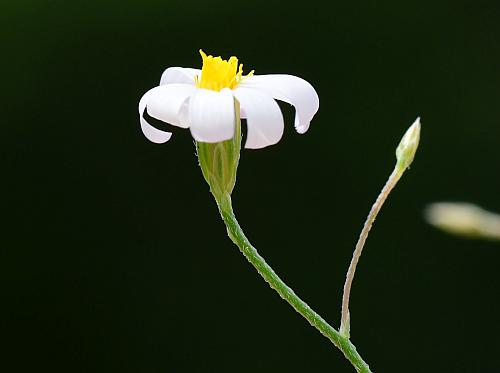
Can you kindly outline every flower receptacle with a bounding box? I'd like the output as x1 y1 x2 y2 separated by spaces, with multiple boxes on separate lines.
196 98 241 205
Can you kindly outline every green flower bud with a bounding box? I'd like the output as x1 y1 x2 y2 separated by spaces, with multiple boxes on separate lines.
196 98 241 206
396 117 421 171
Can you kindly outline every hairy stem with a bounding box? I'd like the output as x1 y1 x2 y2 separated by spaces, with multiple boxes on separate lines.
340 167 404 336
217 194 372 373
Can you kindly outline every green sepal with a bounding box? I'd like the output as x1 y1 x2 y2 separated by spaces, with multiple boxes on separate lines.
196 98 241 205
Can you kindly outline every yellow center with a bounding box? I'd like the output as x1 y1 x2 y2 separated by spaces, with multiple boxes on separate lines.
195 50 254 91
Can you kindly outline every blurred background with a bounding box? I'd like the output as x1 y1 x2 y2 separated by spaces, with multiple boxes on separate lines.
2 0 500 371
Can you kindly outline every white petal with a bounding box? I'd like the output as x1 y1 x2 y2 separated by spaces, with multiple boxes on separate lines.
233 87 284 149
138 89 172 143
189 88 235 143
240 74 319 134
160 67 200 86
146 84 195 128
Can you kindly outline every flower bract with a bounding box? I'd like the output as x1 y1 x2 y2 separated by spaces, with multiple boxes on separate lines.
139 50 319 149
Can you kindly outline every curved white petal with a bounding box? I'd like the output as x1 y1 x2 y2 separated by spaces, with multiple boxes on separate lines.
146 84 195 128
160 67 200 86
240 74 319 134
138 89 172 143
189 88 235 143
233 87 284 149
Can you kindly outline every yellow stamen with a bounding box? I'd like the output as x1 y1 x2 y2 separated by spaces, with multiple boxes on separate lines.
195 49 254 91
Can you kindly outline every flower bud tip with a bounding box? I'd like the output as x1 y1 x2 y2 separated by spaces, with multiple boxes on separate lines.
396 117 421 171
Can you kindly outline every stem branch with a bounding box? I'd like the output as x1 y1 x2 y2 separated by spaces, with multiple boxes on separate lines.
217 194 372 373
340 167 404 336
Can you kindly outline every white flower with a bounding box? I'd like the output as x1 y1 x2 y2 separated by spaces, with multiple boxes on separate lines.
139 50 319 149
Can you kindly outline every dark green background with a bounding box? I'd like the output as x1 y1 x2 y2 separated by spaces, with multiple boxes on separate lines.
2 0 500 371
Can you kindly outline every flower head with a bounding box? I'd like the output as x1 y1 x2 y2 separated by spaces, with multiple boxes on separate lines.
139 50 319 149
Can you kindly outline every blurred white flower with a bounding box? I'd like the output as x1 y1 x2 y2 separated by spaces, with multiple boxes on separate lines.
425 202 500 240
139 50 319 149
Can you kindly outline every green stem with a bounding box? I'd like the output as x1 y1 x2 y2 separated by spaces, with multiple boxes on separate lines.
217 193 372 373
